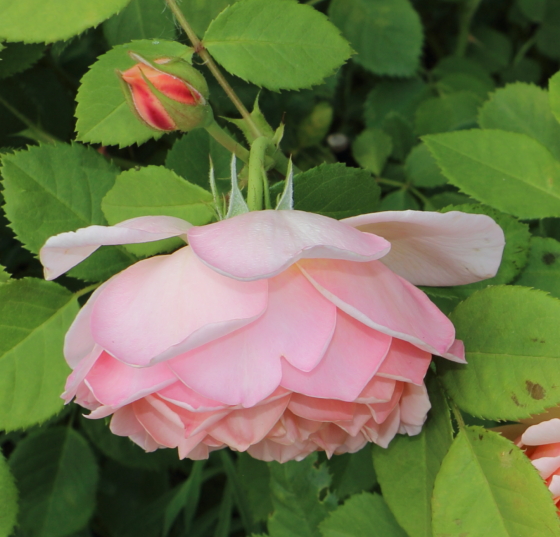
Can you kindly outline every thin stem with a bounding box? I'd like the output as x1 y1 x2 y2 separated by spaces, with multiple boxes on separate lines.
205 121 250 163
74 283 101 299
450 400 466 430
377 177 407 188
305 0 325 5
409 185 431 206
0 95 60 145
513 34 537 66
164 0 262 140
247 137 269 211
455 0 483 57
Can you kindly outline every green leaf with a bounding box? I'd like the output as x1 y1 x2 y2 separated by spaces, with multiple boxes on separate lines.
549 70 560 126
237 454 273 523
102 166 214 256
432 427 560 537
379 189 420 211
479 83 560 162
382 113 415 162
286 163 381 219
103 0 176 47
204 0 352 91
0 0 132 43
329 0 423 77
0 265 9 284
516 237 560 299
1 143 136 281
0 279 77 431
180 0 236 36
80 416 178 471
268 454 334 537
327 445 376 500
75 39 193 147
467 27 512 73
405 143 447 188
9 427 99 537
365 78 431 128
319 493 407 537
373 376 452 537
432 56 493 81
428 191 474 209
0 42 44 79
352 129 392 176
435 73 494 100
423 129 560 219
415 92 480 135
0 453 17 537
439 285 560 420
165 129 233 192
517 0 546 22
536 3 560 60
297 102 334 149
427 204 530 300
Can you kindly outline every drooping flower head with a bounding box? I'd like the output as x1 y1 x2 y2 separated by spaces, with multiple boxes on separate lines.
40 206 504 462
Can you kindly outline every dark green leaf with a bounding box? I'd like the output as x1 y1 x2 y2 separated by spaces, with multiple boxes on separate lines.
467 27 512 73
9 427 99 537
415 92 480 135
379 189 420 211
515 236 560 298
237 453 273 523
405 143 447 188
0 453 17 537
327 445 376 500
352 129 392 176
329 0 423 76
0 42 44 79
103 0 176 46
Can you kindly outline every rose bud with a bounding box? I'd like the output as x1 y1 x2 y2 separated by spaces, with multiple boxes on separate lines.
40 209 505 462
118 53 213 132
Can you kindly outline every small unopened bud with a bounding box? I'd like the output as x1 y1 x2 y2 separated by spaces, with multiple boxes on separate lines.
118 53 213 132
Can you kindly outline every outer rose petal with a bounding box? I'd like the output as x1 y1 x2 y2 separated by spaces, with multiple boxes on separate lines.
280 310 392 401
549 475 560 498
91 247 267 367
522 419 560 446
299 258 456 357
342 210 505 286
40 216 192 280
399 383 431 435
84 352 176 408
376 339 432 385
168 267 337 407
531 455 560 479
187 210 391 281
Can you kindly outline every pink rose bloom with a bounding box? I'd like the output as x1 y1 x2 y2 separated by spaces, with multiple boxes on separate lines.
499 412 560 507
40 209 504 462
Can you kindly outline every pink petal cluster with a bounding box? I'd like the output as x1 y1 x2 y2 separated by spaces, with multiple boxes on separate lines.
500 413 560 507
40 209 504 462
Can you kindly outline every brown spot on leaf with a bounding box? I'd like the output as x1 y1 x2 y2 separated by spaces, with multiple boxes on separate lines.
526 381 545 400
543 252 557 265
511 394 525 407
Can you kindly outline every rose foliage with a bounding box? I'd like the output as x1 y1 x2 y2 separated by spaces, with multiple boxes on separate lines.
2 0 560 536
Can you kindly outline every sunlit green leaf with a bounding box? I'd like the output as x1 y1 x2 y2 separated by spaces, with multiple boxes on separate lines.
204 0 352 91
0 279 77 431
433 427 560 537
439 286 560 420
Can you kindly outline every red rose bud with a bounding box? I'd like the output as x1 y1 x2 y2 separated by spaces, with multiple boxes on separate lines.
119 53 212 132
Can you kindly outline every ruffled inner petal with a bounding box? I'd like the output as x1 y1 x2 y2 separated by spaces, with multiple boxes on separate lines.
281 310 392 401
376 339 432 385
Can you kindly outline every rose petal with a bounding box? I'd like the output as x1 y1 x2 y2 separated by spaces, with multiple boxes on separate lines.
61 345 103 403
399 383 430 428
91 247 267 367
157 382 227 412
522 419 560 446
40 216 192 280
376 339 432 385
370 382 405 424
188 210 391 281
133 396 185 448
299 259 456 357
532 455 560 479
168 267 337 407
288 394 356 422
84 352 176 408
356 376 396 404
281 310 392 401
342 210 505 286
206 395 290 451
549 475 560 498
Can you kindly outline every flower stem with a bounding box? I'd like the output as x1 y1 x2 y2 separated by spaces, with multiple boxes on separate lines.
455 0 483 57
205 121 250 163
164 0 262 140
247 137 269 211
74 283 101 299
